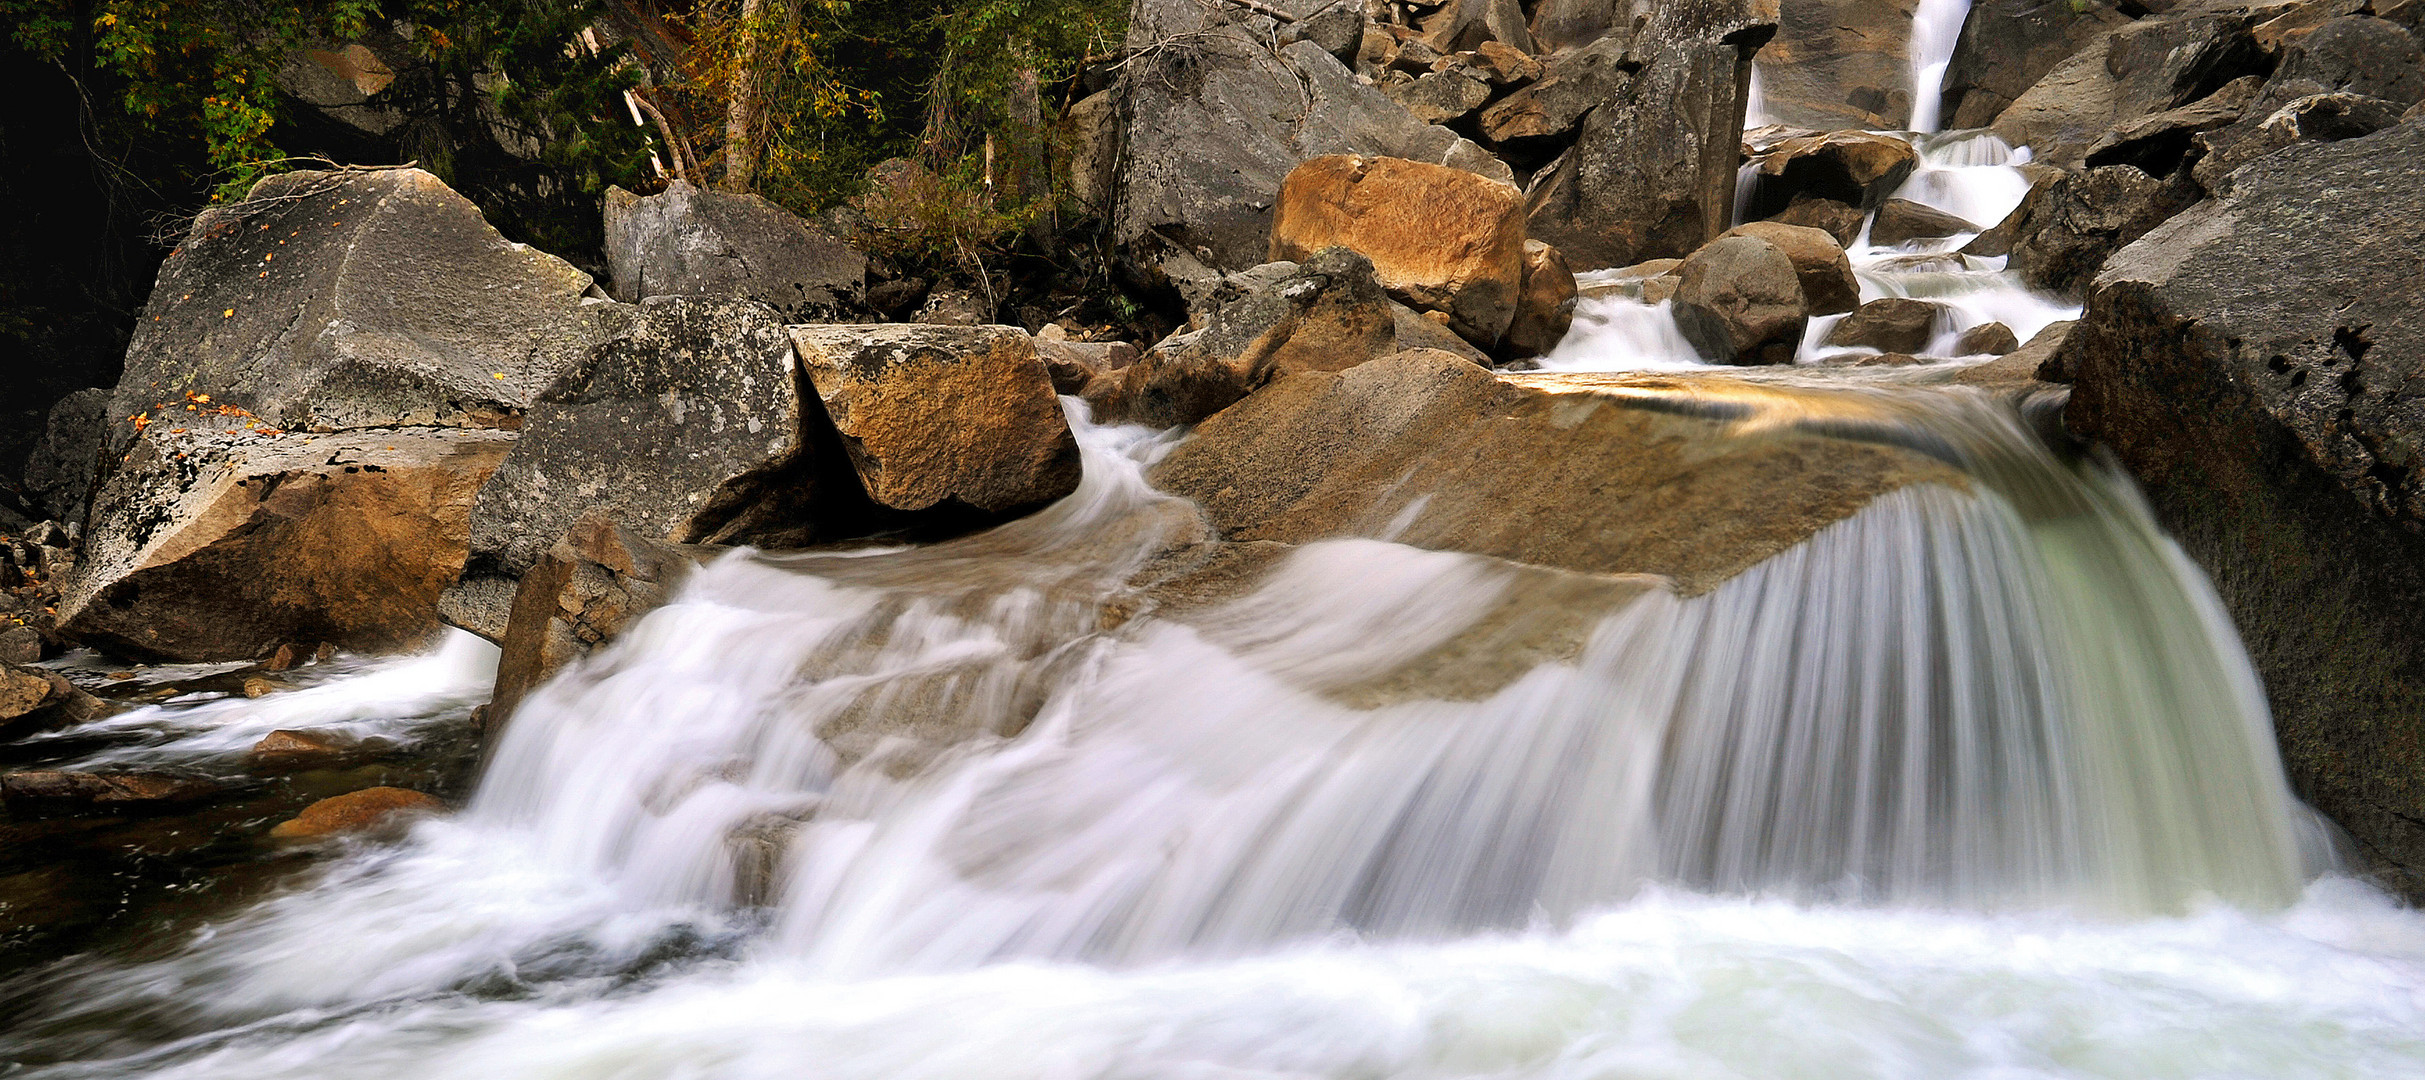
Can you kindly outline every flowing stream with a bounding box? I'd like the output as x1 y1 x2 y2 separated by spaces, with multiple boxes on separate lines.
7 10 2425 1077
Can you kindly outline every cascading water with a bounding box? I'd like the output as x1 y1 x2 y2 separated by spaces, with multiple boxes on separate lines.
1906 0 1974 134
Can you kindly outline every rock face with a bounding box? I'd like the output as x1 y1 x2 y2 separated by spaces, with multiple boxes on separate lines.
58 426 514 662
22 390 106 524
489 516 712 728
1085 250 1407 427
1755 0 1921 129
1150 349 1967 594
1940 0 2137 130
2056 122 2425 898
603 181 867 321
448 299 841 641
1990 12 2266 167
1115 0 1511 275
791 324 1082 513
108 168 596 453
1268 155 1528 346
1671 235 1809 366
1524 1 1775 271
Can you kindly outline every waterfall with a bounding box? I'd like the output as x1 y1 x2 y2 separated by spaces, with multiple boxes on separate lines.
1907 0 1974 133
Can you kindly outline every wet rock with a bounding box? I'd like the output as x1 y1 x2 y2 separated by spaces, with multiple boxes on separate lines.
247 729 365 771
447 298 834 642
268 786 443 838
1739 131 1920 222
1955 321 2020 356
1523 1 1775 271
791 324 1082 513
1269 155 1528 346
21 389 106 524
1959 164 2066 258
1756 0 1922 129
2056 122 2425 899
1869 199 1983 248
60 426 515 662
1 771 219 818
1671 235 1809 366
1505 240 1578 359
1085 250 1407 427
1940 0 2137 130
1824 298 1946 355
1991 11 2267 167
106 168 598 456
602 181 867 321
489 516 714 728
1717 221 1860 317
1115 10 1510 274
1150 349 1967 595
2008 165 2203 295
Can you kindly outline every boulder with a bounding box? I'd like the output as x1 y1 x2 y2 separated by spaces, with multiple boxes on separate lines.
914 289 992 326
1269 155 1529 346
268 786 443 838
1523 1 1775 271
790 324 1083 513
602 181 867 321
2193 92 2410 190
1717 221 1860 316
2264 16 2425 106
1065 89 1120 212
1476 37 1639 160
488 516 713 729
1940 0 2137 130
247 729 366 771
1990 12 2268 167
1869 199 1983 248
1085 250 1406 427
22 389 106 524
2055 122 2425 899
0 661 106 740
1670 235 1809 366
1755 0 1921 130
1824 297 1945 354
108 168 597 455
2083 76 2266 176
1955 321 2020 356
1148 349 1967 594
2008 165 2203 294
1959 163 2067 258
1739 131 1920 222
1036 333 1141 395
447 298 844 642
1116 3 1513 275
1765 195 1868 247
0 771 219 818
58 425 514 662
1384 66 1496 124
1506 240 1578 359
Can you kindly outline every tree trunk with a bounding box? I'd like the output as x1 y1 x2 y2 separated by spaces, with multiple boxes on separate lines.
722 0 765 193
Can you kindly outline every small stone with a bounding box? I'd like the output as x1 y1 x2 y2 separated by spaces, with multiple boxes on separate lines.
1824 298 1946 354
269 787 445 839
242 676 278 699
248 729 361 771
1955 322 2021 356
264 643 298 671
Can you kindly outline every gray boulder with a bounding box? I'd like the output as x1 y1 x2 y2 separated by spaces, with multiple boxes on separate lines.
21 389 107 524
1940 0 2137 130
1755 0 1921 130
2008 164 2202 294
2056 120 2425 900
603 181 868 320
1991 11 2267 167
2194 91 2411 191
1671 235 1809 366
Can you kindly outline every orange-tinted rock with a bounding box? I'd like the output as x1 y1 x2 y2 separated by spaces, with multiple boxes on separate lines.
269 786 444 838
1718 221 1861 316
1506 240 1578 359
247 729 363 771
1269 155 1528 347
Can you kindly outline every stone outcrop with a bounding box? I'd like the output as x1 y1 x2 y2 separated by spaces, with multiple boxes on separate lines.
488 516 713 728
603 181 868 321
1084 249 1407 427
790 325 1081 514
2055 121 2425 898
447 298 841 642
108 168 598 454
1149 349 1967 594
1940 0 2137 130
58 426 513 662
1523 1 1775 271
1670 235 1808 366
1268 155 1528 346
1755 0 1921 130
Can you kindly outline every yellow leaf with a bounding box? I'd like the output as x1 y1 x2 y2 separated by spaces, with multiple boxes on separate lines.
222 309 234 318
492 372 507 379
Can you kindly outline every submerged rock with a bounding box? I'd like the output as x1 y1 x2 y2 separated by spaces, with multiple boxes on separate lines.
268 786 443 838
1 770 219 818
603 181 867 321
2057 121 2425 898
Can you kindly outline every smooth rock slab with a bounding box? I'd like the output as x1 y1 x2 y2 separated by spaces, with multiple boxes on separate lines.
790 325 1081 513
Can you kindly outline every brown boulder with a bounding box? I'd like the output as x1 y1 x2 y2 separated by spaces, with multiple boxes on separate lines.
247 729 366 772
790 325 1082 514
1824 298 1946 354
59 426 515 663
1869 199 1983 248
1740 131 1920 222
1505 240 1578 359
1270 155 1528 347
1670 236 1809 366
1765 196 1869 247
269 786 444 838
1035 332 1141 395
1955 321 2021 356
1 771 219 818
1718 221 1860 316
488 516 713 730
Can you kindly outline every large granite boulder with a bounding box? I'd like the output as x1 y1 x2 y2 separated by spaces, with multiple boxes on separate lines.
1717 220 1861 316
57 425 515 661
1754 0 1921 130
603 181 868 320
107 167 598 455
21 389 107 524
1991 10 2268 167
1940 0 2137 130
1671 235 1809 366
790 324 1082 513
1115 0 1511 275
2007 164 2201 294
1524 0 1776 271
2055 120 2425 899
1268 155 1528 347
448 298 846 642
